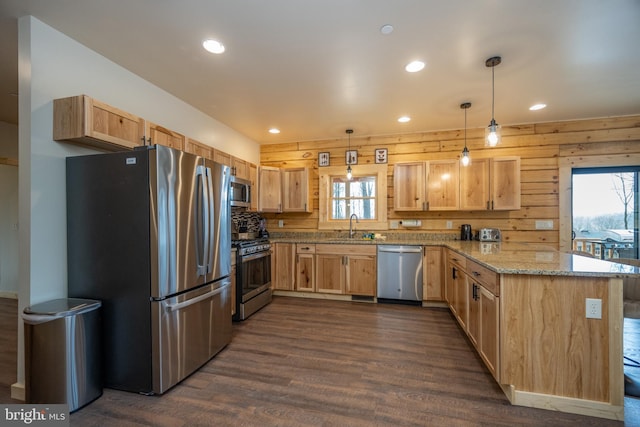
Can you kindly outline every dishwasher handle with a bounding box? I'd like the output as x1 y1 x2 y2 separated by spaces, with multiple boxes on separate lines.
378 246 423 254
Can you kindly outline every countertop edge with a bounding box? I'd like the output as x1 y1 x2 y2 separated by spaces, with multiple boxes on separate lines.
267 237 640 278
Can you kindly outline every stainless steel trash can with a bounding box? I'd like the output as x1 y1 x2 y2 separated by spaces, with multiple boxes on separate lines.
23 298 102 412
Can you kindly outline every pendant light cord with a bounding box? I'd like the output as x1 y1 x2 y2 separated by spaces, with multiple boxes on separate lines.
491 65 495 121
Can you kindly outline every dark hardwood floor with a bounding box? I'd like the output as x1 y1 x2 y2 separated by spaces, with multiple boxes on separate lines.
0 297 19 404
2 296 640 425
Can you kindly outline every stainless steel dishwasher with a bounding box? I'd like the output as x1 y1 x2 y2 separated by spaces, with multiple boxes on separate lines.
377 245 423 303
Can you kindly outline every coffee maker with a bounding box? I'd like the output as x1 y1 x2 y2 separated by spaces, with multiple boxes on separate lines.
460 224 472 241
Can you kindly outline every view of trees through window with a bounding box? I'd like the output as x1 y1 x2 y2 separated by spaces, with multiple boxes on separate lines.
572 167 639 260
330 176 376 220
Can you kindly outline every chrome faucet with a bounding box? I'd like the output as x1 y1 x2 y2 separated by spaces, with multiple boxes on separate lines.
349 214 359 238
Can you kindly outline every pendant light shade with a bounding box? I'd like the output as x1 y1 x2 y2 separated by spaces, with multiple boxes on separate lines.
460 102 471 166
346 129 353 180
485 56 502 147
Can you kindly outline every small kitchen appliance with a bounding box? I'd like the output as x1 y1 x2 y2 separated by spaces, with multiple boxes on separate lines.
460 224 472 241
479 228 502 242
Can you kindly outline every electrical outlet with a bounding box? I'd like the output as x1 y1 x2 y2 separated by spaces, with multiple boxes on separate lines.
278 219 284 228
586 298 602 319
446 221 453 229
389 220 399 229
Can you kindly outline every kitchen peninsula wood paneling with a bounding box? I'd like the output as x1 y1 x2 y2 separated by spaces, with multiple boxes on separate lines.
259 115 640 249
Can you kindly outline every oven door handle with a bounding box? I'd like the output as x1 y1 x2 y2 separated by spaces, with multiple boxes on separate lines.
165 281 230 312
239 250 271 263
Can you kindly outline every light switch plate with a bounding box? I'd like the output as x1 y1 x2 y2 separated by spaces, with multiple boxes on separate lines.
535 220 554 230
446 221 453 229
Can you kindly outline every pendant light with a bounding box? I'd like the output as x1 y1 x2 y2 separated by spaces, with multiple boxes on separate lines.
485 56 502 147
460 102 471 167
346 129 353 180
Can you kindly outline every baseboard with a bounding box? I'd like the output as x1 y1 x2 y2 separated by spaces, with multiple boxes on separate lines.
0 291 18 299
501 384 624 421
11 382 25 401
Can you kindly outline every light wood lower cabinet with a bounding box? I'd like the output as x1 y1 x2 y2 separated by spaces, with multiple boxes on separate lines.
446 248 500 381
423 246 443 301
231 249 237 316
315 253 344 294
296 244 315 292
312 244 377 296
344 253 376 296
271 243 295 291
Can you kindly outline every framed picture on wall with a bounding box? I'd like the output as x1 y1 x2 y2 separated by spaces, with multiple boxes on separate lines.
346 150 358 165
318 152 330 167
375 148 388 164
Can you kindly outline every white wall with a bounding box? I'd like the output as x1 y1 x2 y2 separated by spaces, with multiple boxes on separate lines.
13 15 261 397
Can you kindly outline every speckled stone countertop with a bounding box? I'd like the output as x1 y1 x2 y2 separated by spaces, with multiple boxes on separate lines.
268 233 640 278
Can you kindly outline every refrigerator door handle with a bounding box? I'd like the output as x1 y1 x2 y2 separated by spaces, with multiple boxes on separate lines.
195 165 208 276
165 281 230 312
205 166 215 274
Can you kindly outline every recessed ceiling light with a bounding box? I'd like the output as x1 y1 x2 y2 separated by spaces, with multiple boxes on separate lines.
268 128 280 134
380 24 394 35
405 61 425 73
202 39 225 54
529 103 547 111
397 116 411 123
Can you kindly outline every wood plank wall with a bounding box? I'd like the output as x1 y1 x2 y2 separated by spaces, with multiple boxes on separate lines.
260 115 640 249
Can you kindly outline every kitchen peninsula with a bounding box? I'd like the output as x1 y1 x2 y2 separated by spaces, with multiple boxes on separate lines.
269 235 639 421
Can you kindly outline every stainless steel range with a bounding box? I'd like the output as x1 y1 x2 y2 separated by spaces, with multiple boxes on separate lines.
232 238 272 320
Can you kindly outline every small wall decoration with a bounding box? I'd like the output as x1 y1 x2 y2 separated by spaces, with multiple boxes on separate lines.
346 150 358 165
375 148 388 164
318 152 330 167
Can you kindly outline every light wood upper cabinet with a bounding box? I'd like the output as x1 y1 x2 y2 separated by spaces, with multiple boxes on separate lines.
145 122 185 151
427 160 460 210
53 95 145 150
258 166 311 213
248 163 258 212
232 157 248 179
394 162 426 211
213 149 232 167
460 157 520 211
282 167 312 213
459 158 490 210
184 138 213 159
490 157 521 211
394 160 459 211
258 166 283 212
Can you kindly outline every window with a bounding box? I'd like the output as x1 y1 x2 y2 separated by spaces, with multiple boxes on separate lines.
571 166 639 260
318 164 387 230
330 176 376 220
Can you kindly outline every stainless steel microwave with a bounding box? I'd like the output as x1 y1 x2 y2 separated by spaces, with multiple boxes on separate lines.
230 176 251 208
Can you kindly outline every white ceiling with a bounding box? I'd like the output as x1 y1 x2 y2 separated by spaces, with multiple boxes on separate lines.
1 0 640 144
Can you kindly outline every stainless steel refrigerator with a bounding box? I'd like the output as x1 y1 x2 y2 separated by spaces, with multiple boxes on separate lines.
67 145 232 394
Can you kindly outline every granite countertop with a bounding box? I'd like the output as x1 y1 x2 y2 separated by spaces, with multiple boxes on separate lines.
268 234 640 278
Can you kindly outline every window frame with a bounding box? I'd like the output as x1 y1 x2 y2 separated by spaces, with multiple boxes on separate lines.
318 164 388 230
